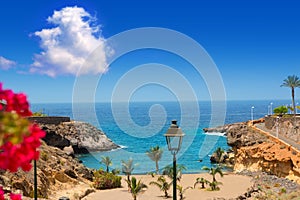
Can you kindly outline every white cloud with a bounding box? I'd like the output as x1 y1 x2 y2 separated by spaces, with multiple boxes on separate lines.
0 56 16 70
31 6 111 77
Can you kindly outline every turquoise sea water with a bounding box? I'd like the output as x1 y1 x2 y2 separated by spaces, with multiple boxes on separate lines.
32 100 292 174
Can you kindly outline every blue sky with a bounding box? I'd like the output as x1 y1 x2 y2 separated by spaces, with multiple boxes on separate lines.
0 0 300 103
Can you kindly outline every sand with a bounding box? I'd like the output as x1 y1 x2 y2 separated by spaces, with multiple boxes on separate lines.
82 172 253 200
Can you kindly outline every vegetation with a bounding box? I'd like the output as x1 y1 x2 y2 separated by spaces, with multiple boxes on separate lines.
208 180 223 191
93 169 122 189
202 166 224 191
149 176 172 198
177 185 192 200
146 145 163 174
122 158 135 189
126 177 147 200
281 75 300 115
194 177 209 189
100 156 112 173
162 164 186 182
32 110 47 116
273 106 288 115
210 147 227 164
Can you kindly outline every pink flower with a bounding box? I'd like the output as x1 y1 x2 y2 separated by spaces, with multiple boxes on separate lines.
10 193 22 200
0 187 5 200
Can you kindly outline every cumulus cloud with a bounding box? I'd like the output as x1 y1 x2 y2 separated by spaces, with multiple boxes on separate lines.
31 6 112 77
0 56 16 70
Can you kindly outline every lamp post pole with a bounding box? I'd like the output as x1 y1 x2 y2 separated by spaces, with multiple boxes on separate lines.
270 102 273 115
251 106 254 125
276 116 280 138
172 153 176 200
34 159 37 200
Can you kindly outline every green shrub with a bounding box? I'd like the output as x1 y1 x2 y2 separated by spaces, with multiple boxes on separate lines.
273 106 288 115
93 170 122 189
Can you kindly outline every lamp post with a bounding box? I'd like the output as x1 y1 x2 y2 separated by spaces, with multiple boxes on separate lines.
34 159 37 200
164 120 185 200
270 102 273 115
268 105 270 115
251 106 255 125
276 116 280 138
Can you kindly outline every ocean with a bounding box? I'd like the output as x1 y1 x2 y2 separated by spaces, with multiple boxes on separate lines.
32 100 292 174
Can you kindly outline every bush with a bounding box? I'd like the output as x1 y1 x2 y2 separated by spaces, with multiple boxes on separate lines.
93 170 122 189
273 106 288 115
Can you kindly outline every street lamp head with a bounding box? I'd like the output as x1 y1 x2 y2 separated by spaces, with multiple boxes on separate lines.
164 120 185 155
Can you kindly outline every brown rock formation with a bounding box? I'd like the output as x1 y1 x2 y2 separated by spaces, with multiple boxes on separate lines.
0 141 95 199
226 121 300 183
40 121 120 154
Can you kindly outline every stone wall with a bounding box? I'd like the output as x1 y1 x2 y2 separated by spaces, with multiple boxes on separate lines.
264 115 300 142
28 116 70 125
265 115 300 129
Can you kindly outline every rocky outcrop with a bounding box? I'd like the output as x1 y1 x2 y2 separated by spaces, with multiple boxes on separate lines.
0 141 95 199
40 121 120 154
226 122 268 148
225 121 300 184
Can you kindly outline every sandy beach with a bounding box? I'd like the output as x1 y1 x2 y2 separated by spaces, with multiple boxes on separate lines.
82 172 252 200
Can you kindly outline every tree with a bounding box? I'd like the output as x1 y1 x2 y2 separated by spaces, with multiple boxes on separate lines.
100 156 112 173
126 177 147 200
210 147 227 163
177 185 192 200
202 166 223 182
122 158 135 189
273 106 288 115
150 176 172 198
281 75 300 115
208 180 223 191
162 164 186 182
146 146 163 174
194 177 209 189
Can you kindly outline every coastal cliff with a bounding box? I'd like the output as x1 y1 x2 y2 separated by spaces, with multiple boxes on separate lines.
204 119 300 184
31 119 120 154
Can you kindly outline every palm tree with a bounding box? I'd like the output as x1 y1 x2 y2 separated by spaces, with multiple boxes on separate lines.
162 164 186 182
126 177 147 200
122 158 135 189
149 176 172 198
281 75 300 115
194 177 209 189
208 180 223 191
210 147 226 163
202 166 223 182
146 146 163 174
100 156 112 173
177 185 193 200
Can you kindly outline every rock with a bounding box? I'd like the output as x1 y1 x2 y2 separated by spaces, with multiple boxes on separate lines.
63 146 74 157
55 171 75 183
40 121 120 154
64 169 77 179
226 123 267 148
210 151 228 163
0 142 94 198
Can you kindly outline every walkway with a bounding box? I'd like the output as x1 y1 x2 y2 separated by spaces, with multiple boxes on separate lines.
255 123 300 151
